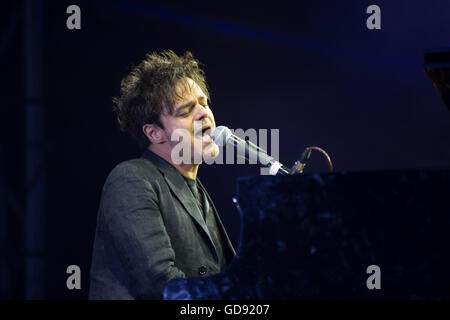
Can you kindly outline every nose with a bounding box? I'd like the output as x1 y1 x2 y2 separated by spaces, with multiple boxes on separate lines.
194 103 209 122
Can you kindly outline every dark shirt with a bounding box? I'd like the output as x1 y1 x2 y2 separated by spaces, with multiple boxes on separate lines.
183 176 227 269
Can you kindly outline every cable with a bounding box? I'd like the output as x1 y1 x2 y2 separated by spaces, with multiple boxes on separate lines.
290 146 334 174
307 146 334 173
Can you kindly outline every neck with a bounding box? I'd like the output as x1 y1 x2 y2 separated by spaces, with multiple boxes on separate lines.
148 145 199 179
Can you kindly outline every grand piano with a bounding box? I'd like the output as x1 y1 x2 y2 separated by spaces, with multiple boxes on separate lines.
164 169 450 299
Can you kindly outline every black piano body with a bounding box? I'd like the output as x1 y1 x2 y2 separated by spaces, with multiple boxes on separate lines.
164 168 450 299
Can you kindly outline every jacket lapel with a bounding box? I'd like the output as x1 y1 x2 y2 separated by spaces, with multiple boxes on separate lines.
141 150 219 261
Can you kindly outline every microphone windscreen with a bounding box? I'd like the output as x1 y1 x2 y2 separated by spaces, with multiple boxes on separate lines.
212 126 232 147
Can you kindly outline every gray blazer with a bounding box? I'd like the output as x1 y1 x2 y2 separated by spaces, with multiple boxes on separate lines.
88 150 236 299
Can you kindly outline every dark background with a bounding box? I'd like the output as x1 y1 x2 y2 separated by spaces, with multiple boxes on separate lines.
1 0 449 299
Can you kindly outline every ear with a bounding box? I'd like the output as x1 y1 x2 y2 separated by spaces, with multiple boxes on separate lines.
142 123 167 144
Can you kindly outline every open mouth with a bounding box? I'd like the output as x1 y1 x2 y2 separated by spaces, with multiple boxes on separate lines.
197 124 213 142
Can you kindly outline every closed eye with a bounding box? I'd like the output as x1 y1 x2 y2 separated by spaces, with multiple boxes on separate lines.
177 104 195 117
176 100 209 117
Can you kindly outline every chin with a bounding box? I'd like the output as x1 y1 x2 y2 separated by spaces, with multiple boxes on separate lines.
205 143 219 158
199 143 219 163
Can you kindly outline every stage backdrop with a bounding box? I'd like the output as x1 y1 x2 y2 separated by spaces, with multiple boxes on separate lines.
1 0 449 299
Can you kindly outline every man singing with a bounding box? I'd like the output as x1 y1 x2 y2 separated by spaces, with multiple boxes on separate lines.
89 50 236 299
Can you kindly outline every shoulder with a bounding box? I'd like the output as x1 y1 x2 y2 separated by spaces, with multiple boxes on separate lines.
104 157 163 188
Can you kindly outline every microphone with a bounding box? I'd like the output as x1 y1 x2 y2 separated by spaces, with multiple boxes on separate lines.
212 126 291 176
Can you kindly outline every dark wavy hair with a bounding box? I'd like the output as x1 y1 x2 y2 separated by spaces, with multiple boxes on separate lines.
113 50 210 150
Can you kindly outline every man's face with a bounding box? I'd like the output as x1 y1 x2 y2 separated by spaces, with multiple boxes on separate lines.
159 78 219 164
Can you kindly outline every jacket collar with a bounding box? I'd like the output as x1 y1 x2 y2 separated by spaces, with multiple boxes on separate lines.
140 149 220 261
